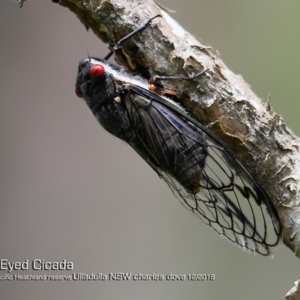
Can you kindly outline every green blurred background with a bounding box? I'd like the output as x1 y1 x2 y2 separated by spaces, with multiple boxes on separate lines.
1 1 299 299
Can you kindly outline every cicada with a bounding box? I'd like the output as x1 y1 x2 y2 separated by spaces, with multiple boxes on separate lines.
75 15 281 256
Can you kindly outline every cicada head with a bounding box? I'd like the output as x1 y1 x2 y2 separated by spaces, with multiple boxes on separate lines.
75 58 117 110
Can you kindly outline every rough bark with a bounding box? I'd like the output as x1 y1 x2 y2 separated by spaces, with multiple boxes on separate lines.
286 277 300 300
55 0 300 258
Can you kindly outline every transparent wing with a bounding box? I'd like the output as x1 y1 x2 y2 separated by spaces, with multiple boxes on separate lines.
159 147 279 256
125 86 282 256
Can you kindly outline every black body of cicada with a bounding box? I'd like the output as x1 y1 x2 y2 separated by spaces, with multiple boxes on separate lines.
75 57 281 256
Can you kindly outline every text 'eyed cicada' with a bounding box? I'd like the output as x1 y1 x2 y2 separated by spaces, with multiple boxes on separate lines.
75 15 281 256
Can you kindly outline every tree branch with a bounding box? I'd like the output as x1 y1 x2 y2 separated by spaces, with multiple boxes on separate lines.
56 0 300 258
285 277 300 300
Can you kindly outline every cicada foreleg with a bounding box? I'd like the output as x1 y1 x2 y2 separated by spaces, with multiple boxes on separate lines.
104 14 162 71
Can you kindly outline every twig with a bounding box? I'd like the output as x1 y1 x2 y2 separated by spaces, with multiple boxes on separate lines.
286 277 300 300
